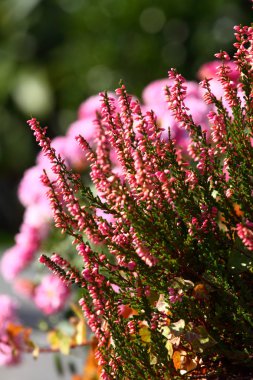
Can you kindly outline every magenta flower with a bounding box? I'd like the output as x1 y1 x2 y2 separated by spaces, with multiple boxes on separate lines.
33 274 70 315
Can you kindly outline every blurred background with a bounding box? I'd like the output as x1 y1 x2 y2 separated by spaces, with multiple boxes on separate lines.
0 0 252 241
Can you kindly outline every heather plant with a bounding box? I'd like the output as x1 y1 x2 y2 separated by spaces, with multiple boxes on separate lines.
1 20 253 380
19 22 253 379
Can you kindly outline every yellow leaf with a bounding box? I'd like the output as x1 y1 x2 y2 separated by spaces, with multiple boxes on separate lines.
161 326 171 339
149 352 157 365
48 330 60 350
139 326 151 343
47 330 72 355
75 320 87 345
59 335 72 355
165 340 173 358
172 351 181 370
71 303 84 320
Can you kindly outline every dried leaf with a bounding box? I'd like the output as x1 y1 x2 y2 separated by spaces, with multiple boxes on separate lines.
172 351 181 370
6 323 26 337
149 352 157 365
170 319 185 335
139 326 151 343
165 340 173 358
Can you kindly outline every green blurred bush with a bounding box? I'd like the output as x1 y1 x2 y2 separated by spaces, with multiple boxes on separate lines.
0 0 251 234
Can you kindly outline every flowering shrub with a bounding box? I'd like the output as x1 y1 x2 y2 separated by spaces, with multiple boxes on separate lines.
1 20 253 380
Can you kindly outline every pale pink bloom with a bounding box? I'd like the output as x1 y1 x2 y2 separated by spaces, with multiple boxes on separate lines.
78 94 102 119
96 208 115 223
23 204 52 239
0 295 18 330
33 275 70 315
198 60 240 82
78 92 117 119
0 224 41 281
0 339 21 366
15 223 40 250
18 165 49 208
67 117 97 145
36 135 85 171
142 79 209 150
1 244 34 281
142 78 172 109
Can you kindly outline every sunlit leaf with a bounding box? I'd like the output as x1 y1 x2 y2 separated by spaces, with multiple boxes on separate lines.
150 351 157 365
47 330 72 355
74 320 87 345
170 319 185 335
139 326 151 343
161 326 170 339
165 340 173 358
172 351 181 370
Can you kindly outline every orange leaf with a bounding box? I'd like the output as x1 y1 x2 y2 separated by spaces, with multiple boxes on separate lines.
6 323 28 337
234 203 243 217
193 284 208 300
173 351 181 370
80 347 101 380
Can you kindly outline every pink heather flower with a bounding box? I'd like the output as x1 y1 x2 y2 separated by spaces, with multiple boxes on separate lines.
142 78 210 150
23 204 51 239
96 208 115 223
0 223 41 281
198 60 240 82
15 223 40 250
236 221 253 251
18 165 50 208
67 117 97 146
142 78 173 108
168 288 183 304
0 339 21 366
33 274 70 315
0 295 18 331
78 94 104 119
78 93 118 119
1 244 35 281
36 135 85 171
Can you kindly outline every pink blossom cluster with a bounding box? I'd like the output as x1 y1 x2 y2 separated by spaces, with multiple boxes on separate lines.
0 63 217 289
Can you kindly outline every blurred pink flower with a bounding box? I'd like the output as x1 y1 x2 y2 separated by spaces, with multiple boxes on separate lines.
18 165 50 208
0 295 21 366
33 275 70 315
23 204 51 239
142 78 209 150
198 60 240 82
67 117 97 145
0 224 41 281
1 245 33 281
37 135 85 171
0 339 21 366
0 295 18 331
78 92 117 119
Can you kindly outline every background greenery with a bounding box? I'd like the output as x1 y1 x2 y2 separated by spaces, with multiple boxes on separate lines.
0 0 251 237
